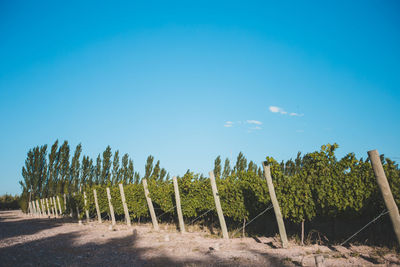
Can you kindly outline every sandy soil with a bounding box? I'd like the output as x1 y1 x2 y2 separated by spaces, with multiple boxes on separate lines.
0 210 399 267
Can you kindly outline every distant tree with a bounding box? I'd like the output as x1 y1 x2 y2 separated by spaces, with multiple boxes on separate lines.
46 140 59 196
247 160 257 173
111 150 120 185
134 171 140 184
222 158 231 179
95 154 101 185
144 155 154 179
213 156 221 178
159 168 167 181
151 160 161 180
121 153 129 184
80 155 91 189
20 145 48 198
234 152 247 176
70 143 82 192
58 141 70 194
101 146 112 185
127 159 134 184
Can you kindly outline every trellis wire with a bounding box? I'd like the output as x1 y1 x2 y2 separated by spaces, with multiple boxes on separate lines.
340 209 389 246
156 205 177 219
189 208 214 225
231 204 273 238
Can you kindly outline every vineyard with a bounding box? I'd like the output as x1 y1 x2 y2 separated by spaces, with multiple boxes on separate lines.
20 141 400 247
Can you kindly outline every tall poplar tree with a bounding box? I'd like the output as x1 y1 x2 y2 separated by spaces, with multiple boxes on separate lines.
144 155 154 179
111 150 120 185
70 143 82 192
222 158 231 179
213 156 222 178
58 141 70 194
95 154 101 184
101 146 112 185
46 140 59 196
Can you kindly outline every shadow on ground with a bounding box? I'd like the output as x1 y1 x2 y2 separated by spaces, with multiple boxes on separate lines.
0 212 292 267
0 211 74 241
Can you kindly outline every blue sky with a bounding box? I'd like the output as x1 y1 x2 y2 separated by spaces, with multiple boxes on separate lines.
1 1 399 195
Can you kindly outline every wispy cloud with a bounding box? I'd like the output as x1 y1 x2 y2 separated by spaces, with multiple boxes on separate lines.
224 120 263 131
224 121 233 127
289 112 304 117
246 120 262 125
269 106 287 114
269 106 303 117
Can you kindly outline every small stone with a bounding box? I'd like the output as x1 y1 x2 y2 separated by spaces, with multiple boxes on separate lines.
164 235 170 242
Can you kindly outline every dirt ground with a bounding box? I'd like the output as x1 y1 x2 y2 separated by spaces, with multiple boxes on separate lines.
0 210 399 267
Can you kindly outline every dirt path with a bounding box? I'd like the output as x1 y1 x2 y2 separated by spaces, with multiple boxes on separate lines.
0 210 398 266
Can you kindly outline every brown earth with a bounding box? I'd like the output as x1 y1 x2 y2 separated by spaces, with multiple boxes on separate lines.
0 210 399 267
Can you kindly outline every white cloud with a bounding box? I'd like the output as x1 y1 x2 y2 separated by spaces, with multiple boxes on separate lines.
246 120 262 125
290 112 304 117
224 121 233 127
270 106 303 117
269 106 287 114
253 126 262 130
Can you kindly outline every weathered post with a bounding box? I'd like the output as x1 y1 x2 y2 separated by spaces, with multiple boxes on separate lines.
36 200 42 216
50 197 55 216
53 197 59 217
57 196 62 215
28 201 32 216
93 189 102 223
262 162 288 248
106 187 116 227
41 199 46 216
119 184 131 227
31 201 37 216
46 198 51 216
63 193 67 213
209 171 229 240
368 149 400 245
33 200 38 216
84 192 90 223
142 178 159 231
173 176 185 233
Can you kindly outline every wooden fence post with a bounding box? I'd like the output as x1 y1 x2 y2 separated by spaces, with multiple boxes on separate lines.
262 162 288 248
83 192 90 223
63 193 67 213
142 178 159 231
30 201 34 216
93 189 102 223
173 176 185 233
209 171 229 240
32 201 37 216
368 149 400 245
57 196 62 215
49 197 55 216
36 200 42 216
28 201 32 216
119 184 131 227
106 187 116 227
41 199 46 216
46 198 51 216
53 197 59 217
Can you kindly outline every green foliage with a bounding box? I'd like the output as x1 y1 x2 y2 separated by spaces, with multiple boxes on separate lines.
0 194 20 210
19 141 400 245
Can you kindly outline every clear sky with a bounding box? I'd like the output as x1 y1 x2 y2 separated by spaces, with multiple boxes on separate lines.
1 1 399 195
